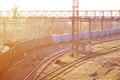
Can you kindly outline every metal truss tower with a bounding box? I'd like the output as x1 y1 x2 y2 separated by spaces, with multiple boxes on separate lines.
72 0 79 56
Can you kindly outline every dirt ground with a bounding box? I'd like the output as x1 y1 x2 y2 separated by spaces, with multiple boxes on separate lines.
62 41 120 80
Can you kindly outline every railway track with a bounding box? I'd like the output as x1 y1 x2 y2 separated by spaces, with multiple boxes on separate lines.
37 44 120 80
5 43 67 72
3 39 119 75
24 49 71 80
1 40 120 80
0 43 70 80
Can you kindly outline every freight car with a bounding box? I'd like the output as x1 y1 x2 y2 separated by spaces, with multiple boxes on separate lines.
0 28 120 74
0 46 11 74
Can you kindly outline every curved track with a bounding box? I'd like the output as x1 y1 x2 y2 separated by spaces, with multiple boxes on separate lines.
0 43 70 80
38 44 120 80
24 49 71 80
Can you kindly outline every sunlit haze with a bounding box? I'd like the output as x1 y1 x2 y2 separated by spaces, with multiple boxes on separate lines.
0 0 120 11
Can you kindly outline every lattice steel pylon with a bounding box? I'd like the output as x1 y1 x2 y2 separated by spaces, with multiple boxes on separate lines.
72 0 79 56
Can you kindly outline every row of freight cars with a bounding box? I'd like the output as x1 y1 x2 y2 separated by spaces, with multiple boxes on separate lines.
0 46 11 75
0 28 120 74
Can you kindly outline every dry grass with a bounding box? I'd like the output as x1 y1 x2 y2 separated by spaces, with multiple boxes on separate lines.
62 49 120 80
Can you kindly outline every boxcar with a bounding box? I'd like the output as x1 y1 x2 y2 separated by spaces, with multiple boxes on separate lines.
0 46 11 74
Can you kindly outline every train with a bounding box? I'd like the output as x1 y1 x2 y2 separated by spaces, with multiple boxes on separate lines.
0 28 120 74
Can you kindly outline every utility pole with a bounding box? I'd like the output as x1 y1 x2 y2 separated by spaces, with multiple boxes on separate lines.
72 0 79 56
3 19 6 44
12 5 18 40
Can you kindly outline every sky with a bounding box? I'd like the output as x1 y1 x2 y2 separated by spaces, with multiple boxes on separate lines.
0 0 120 11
